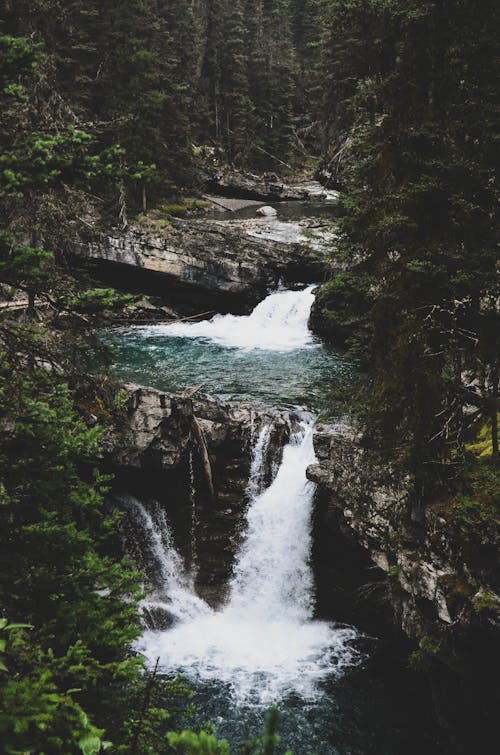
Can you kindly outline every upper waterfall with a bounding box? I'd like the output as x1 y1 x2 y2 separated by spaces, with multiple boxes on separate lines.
107 285 350 405
160 286 317 351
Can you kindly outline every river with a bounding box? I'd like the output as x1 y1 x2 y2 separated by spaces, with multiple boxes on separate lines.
106 199 438 754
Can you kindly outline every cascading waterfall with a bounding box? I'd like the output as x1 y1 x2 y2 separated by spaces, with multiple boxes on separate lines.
122 496 210 626
120 285 360 707
134 418 359 704
157 285 318 351
246 422 274 500
107 284 350 405
187 448 198 572
226 419 315 623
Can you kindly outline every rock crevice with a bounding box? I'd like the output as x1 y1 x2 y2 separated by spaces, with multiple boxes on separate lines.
108 383 293 605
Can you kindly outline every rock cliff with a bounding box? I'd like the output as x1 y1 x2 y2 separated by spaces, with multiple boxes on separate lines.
308 422 500 751
307 422 500 644
108 383 294 604
75 217 328 312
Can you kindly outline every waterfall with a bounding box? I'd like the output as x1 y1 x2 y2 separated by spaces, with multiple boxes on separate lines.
246 422 273 500
226 420 315 623
133 418 360 704
122 496 210 626
159 286 317 351
188 448 198 572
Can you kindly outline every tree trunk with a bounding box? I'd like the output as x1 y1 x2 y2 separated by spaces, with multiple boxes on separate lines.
491 358 499 461
191 416 215 503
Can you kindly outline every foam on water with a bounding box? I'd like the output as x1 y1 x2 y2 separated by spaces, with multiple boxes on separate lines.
147 286 317 352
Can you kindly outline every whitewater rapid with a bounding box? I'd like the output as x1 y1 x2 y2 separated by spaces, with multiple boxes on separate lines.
153 285 317 351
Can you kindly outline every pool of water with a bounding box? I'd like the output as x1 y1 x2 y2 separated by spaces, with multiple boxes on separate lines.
171 646 437 755
206 200 340 221
106 331 348 407
105 288 350 408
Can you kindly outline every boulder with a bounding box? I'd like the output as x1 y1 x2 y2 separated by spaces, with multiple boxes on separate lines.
256 205 278 217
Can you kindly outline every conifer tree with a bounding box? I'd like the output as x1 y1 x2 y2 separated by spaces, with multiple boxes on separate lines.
316 0 500 479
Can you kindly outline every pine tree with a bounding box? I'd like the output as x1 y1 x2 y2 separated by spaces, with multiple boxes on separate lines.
316 0 500 480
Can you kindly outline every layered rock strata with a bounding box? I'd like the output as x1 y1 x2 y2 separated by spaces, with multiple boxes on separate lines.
75 217 328 312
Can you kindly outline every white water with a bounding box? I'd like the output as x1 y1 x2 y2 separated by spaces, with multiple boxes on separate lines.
135 420 359 704
156 286 317 352
293 180 340 202
246 423 274 500
227 422 315 623
123 496 211 624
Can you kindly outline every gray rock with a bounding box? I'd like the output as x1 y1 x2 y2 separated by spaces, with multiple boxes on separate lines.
108 383 294 606
307 421 500 646
256 205 278 217
203 168 311 201
73 217 327 308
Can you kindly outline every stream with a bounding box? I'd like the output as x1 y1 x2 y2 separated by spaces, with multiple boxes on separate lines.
108 198 437 753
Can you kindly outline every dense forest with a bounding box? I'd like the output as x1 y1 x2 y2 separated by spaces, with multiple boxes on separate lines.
1 0 498 753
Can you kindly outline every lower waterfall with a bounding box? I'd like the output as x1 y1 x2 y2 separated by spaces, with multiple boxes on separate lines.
130 416 360 705
122 496 211 625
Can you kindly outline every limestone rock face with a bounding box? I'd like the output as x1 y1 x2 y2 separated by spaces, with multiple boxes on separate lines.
202 168 331 201
113 385 193 470
307 423 500 645
112 383 290 471
74 217 327 310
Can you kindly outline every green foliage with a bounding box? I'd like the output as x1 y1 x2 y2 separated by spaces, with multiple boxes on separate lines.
245 707 291 755
156 200 208 221
408 636 440 671
471 589 500 615
445 461 500 548
166 708 291 755
0 619 31 672
167 728 230 755
466 416 500 459
63 288 135 314
315 0 500 490
0 620 111 754
0 333 194 752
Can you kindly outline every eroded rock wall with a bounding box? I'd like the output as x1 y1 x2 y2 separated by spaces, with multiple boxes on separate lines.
75 218 327 312
307 422 500 752
307 422 499 642
107 383 292 605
